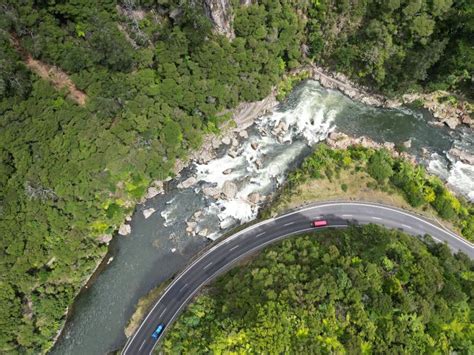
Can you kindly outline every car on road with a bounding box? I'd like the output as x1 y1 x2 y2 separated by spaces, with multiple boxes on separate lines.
313 220 328 227
151 324 165 339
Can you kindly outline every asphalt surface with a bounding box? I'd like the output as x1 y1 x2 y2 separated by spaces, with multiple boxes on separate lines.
122 201 474 355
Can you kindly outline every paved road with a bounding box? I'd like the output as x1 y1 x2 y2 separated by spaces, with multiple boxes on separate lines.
122 201 474 354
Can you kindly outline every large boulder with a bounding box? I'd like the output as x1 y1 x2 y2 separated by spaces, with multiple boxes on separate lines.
202 186 221 199
222 181 238 199
118 223 131 236
178 176 197 189
143 208 156 219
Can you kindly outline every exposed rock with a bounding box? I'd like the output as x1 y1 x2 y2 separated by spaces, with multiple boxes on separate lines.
222 181 238 199
223 168 233 175
222 136 231 145
383 142 395 150
186 221 197 234
125 215 132 222
202 186 221 199
170 247 177 253
146 186 162 199
449 148 474 165
228 150 238 158
251 142 258 150
118 223 131 236
143 208 156 219
232 137 239 147
247 192 261 204
178 176 197 189
193 210 202 219
403 139 412 149
203 0 235 39
97 234 113 244
255 159 263 169
198 228 209 237
239 129 248 139
212 138 221 149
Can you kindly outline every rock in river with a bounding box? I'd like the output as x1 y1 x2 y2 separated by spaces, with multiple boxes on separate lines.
143 208 156 219
222 181 238 199
178 176 197 189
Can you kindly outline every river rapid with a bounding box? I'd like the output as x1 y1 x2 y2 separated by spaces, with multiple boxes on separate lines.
52 80 473 354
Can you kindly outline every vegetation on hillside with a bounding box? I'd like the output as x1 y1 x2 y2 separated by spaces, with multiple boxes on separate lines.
306 0 473 96
162 226 474 353
266 144 474 241
0 1 304 352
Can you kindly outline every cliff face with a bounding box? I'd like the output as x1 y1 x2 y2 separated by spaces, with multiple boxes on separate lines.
203 0 235 39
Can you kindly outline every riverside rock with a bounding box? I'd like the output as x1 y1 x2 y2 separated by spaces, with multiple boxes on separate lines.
118 223 131 236
222 136 231 145
178 176 197 189
198 228 209 237
239 129 248 139
143 208 156 219
146 186 162 199
97 234 113 244
223 168 232 175
251 142 258 150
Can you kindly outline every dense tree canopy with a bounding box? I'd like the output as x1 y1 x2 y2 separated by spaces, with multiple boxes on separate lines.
306 0 473 95
162 225 474 353
0 1 305 352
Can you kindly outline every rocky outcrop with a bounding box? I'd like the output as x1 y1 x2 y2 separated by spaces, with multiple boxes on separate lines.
326 131 416 163
204 0 235 39
402 92 472 129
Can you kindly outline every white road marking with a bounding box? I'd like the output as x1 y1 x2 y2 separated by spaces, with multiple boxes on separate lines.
203 261 213 270
256 232 265 237
342 214 353 217
284 221 295 226
431 236 441 242
402 224 412 229
158 307 167 318
179 283 188 293
230 245 239 252
371 217 382 220
138 340 146 352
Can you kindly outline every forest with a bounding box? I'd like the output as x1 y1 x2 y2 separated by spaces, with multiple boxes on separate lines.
161 225 474 353
0 0 472 352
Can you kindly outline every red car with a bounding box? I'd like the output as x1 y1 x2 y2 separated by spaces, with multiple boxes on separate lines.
313 220 328 227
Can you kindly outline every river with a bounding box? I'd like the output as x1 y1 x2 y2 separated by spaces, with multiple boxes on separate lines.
52 80 473 354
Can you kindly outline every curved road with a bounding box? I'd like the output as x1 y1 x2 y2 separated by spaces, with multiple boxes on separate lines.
122 201 473 354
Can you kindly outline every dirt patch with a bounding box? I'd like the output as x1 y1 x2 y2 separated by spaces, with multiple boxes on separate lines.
10 35 87 105
25 56 87 105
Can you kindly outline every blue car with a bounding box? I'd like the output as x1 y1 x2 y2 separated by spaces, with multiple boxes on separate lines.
151 324 165 339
